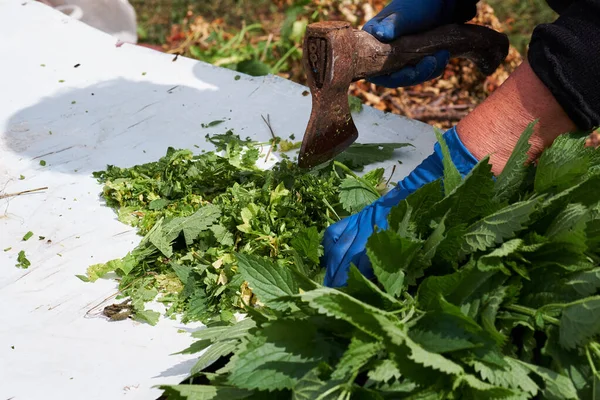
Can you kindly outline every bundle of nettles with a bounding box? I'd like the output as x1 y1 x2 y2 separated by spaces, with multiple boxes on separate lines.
84 130 410 325
155 125 600 399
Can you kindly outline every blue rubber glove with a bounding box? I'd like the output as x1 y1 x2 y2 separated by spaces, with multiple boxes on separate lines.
323 127 479 288
362 0 457 87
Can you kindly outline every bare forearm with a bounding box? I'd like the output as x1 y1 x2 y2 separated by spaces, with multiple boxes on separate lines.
456 60 577 175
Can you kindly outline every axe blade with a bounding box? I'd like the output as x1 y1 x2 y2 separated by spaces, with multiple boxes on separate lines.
297 91 358 169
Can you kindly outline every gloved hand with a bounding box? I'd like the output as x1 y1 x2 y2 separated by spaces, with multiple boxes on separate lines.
322 127 479 288
362 0 457 88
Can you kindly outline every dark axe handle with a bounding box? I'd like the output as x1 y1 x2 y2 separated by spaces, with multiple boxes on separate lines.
353 24 509 81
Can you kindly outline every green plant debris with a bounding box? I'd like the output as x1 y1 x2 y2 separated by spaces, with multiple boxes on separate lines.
38 236 45 240
58 80 65 83
202 120 225 128
348 95 363 114
16 251 30 269
234 75 241 81
19 175 25 180
158 126 600 399
71 101 76 104
39 160 46 166
22 231 33 241
3 247 12 252
87 130 407 325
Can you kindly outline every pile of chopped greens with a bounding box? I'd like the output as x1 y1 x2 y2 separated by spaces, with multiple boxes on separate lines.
83 130 410 325
158 126 600 399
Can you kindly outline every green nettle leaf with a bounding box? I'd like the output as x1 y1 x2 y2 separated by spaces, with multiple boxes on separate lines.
366 230 422 297
227 320 329 391
516 360 579 399
559 296 600 349
376 313 465 376
469 357 539 395
300 288 392 339
191 318 256 343
293 367 344 400
159 385 253 400
366 359 402 383
534 133 591 193
163 205 222 246
344 265 403 312
339 176 380 214
424 159 496 230
236 253 298 305
290 226 323 265
566 267 600 297
334 143 413 171
493 122 535 203
210 224 235 246
460 198 540 255
435 128 462 195
331 336 382 380
545 203 590 252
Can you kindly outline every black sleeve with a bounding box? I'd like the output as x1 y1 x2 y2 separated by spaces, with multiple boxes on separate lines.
528 0 600 130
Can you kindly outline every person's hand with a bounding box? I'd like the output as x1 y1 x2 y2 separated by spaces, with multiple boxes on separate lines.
322 126 478 287
362 0 457 88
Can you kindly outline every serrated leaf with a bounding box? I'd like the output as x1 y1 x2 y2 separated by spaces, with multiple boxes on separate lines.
345 265 403 312
236 253 298 306
334 143 413 171
516 359 579 399
299 288 392 339
191 340 239 375
494 122 535 203
339 176 380 214
460 198 539 255
534 133 591 193
366 359 402 383
409 313 482 354
191 318 256 342
470 357 538 395
377 314 465 376
366 230 422 297
293 367 343 400
455 374 525 399
159 385 253 400
86 259 120 282
331 337 382 380
545 203 589 252
210 225 234 246
291 226 322 265
559 296 600 349
134 309 160 325
425 159 496 230
435 129 462 195
566 267 600 297
149 198 170 210
227 337 319 391
163 205 221 245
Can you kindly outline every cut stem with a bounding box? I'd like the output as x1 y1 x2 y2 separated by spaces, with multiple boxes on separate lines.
0 186 48 199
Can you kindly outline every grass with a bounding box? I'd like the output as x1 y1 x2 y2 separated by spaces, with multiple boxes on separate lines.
486 0 557 54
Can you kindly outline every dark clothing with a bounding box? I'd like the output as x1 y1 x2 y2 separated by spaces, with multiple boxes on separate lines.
454 0 600 131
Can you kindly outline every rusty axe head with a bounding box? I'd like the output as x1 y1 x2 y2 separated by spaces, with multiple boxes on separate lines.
297 21 509 169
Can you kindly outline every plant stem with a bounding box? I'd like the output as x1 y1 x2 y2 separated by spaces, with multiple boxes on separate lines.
503 304 560 326
333 161 380 197
0 186 48 199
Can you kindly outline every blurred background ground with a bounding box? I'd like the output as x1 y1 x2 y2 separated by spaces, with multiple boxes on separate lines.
129 0 558 129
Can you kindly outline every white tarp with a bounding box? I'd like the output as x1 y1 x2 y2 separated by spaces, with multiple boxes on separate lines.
0 1 436 399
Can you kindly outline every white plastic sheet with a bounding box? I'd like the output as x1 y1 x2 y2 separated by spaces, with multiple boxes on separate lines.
0 2 436 399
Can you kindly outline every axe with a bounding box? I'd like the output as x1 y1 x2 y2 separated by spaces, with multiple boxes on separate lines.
297 21 510 169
